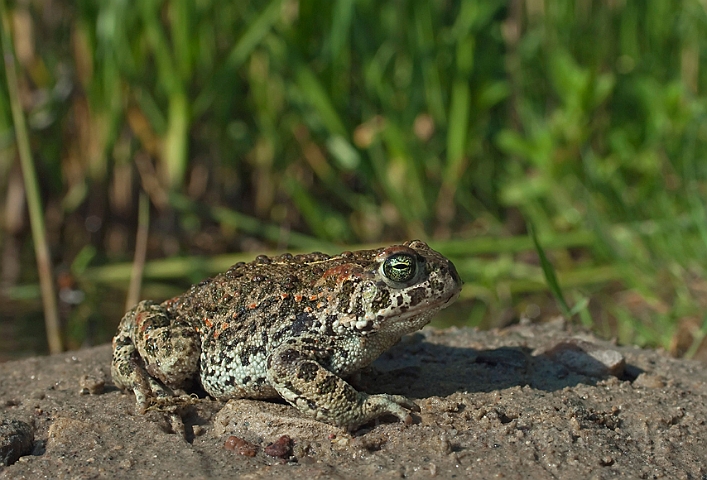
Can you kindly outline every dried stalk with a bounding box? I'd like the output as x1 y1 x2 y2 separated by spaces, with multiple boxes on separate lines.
0 0 62 353
125 192 150 311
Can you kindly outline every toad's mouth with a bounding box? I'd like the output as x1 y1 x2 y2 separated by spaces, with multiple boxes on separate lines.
388 288 461 323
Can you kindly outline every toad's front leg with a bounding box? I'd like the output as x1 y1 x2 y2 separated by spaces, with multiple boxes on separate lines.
266 338 418 428
111 300 200 412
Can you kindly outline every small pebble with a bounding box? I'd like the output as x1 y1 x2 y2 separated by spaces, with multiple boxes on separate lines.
78 371 106 395
541 339 625 377
224 436 258 457
264 435 292 458
633 373 665 389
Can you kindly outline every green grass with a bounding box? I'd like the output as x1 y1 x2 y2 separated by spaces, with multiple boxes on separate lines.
1 0 707 356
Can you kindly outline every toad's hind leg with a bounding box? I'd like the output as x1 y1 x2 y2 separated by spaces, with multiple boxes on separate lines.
111 300 200 412
266 338 419 428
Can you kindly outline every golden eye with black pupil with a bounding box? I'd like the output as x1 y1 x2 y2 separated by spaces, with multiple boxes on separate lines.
382 253 417 283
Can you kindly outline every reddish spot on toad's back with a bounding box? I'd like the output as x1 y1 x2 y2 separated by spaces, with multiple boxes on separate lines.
318 263 365 284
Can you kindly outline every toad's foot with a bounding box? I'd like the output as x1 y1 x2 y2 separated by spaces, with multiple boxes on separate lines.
361 393 420 426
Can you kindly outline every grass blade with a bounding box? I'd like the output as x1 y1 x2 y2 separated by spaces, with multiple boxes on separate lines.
527 221 572 318
295 63 347 137
169 193 337 251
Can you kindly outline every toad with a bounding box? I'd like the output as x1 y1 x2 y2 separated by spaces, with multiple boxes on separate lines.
111 240 462 428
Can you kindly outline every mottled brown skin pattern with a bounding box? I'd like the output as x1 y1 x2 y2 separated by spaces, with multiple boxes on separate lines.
112 240 462 428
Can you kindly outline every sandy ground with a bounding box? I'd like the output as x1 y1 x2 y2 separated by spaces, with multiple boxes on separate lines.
1 319 706 479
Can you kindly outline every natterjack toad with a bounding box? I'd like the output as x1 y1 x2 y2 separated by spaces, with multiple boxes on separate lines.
111 240 462 428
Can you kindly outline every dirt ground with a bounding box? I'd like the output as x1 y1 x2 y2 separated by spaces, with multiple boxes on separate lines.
1 319 706 479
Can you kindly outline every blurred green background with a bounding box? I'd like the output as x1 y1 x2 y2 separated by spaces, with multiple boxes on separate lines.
1 0 707 360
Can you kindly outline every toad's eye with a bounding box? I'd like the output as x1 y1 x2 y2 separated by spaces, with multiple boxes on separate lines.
382 253 418 284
